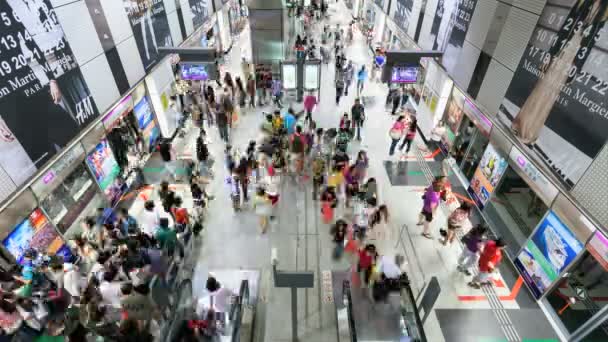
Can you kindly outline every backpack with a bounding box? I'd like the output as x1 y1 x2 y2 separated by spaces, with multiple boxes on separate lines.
291 134 306 153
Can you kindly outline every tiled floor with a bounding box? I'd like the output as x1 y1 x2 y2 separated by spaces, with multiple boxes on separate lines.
129 1 562 341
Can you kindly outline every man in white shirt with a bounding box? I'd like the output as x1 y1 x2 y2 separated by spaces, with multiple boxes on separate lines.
63 263 82 300
378 255 405 280
99 269 122 307
196 276 236 323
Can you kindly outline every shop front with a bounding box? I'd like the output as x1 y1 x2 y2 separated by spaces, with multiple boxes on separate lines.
415 61 452 141
146 59 183 139
29 144 100 235
228 0 247 35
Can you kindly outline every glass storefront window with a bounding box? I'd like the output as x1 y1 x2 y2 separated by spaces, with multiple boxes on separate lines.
459 130 488 181
484 167 549 257
545 250 608 336
39 164 98 233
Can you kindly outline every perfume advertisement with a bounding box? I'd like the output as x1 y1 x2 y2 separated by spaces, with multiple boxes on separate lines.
515 212 584 298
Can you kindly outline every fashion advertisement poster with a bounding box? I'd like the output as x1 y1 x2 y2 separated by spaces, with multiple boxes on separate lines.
393 0 414 33
85 139 123 206
189 0 210 30
0 0 99 187
498 0 608 189
2 208 71 264
467 144 508 209
123 0 174 71
445 86 466 135
515 212 584 298
425 0 477 59
134 95 159 150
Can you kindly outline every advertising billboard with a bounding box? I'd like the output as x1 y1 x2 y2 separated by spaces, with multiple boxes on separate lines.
134 96 160 150
391 66 419 83
392 0 414 32
515 212 584 298
467 144 508 209
497 0 608 189
123 0 174 71
85 139 123 206
0 0 99 187
2 208 72 264
189 0 211 29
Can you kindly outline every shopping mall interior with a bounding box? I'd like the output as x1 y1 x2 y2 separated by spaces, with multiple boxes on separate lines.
0 0 606 341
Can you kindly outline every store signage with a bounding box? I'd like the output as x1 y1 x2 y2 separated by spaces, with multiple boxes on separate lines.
463 98 492 137
509 147 559 205
467 144 508 209
587 231 608 272
102 95 134 130
515 212 584 298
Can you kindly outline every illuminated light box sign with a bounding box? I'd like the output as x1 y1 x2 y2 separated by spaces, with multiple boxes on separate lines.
180 63 210 81
390 66 418 84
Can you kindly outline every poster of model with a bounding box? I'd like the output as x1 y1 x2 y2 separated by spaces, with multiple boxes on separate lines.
134 95 159 150
85 139 122 205
467 144 508 209
498 0 608 189
0 0 99 187
424 0 477 55
123 0 174 71
2 208 71 264
392 0 414 32
189 0 210 30
515 212 583 298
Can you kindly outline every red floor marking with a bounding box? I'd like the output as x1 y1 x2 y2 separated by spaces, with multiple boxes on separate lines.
493 279 505 288
424 148 441 159
458 276 523 301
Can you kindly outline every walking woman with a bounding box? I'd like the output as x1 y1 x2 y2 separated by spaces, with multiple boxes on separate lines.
353 150 369 183
332 219 348 259
418 181 441 239
320 186 338 224
388 115 407 157
246 74 256 108
400 117 417 153
442 202 472 245
235 77 246 108
253 187 272 233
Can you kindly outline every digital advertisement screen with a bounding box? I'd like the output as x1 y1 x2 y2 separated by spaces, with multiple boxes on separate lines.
515 212 584 298
2 209 72 264
85 139 123 205
467 144 508 209
391 66 418 83
180 63 210 81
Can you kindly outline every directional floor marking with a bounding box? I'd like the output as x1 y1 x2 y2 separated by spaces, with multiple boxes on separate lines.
458 276 523 302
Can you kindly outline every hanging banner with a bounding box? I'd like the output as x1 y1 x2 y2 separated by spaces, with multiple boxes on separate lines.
515 212 584 298
498 0 608 189
441 0 478 73
123 0 174 71
467 144 508 209
0 0 99 187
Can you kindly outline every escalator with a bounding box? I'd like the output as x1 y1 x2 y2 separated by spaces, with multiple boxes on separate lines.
333 271 426 342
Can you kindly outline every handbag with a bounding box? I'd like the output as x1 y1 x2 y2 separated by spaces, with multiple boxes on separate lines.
389 128 403 140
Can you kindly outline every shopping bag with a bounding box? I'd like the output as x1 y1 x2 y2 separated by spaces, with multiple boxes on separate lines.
231 109 239 127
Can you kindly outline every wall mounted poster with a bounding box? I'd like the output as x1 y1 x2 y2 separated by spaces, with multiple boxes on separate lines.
0 0 99 188
392 0 414 32
423 0 478 73
85 139 123 205
498 0 608 189
123 0 174 71
2 208 72 264
515 212 584 298
189 0 211 30
134 96 160 150
467 144 508 209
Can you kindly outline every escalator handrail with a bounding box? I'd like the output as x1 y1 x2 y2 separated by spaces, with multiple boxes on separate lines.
230 279 250 342
342 280 357 342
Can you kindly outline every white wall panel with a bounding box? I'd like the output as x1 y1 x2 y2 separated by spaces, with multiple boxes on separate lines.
163 0 177 14
55 2 104 66
407 0 423 38
475 58 513 115
512 0 547 15
492 7 538 71
465 0 498 49
80 55 121 114
417 0 438 50
99 0 134 43
572 144 608 229
449 40 480 90
117 37 146 86
180 0 195 36
167 11 184 46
